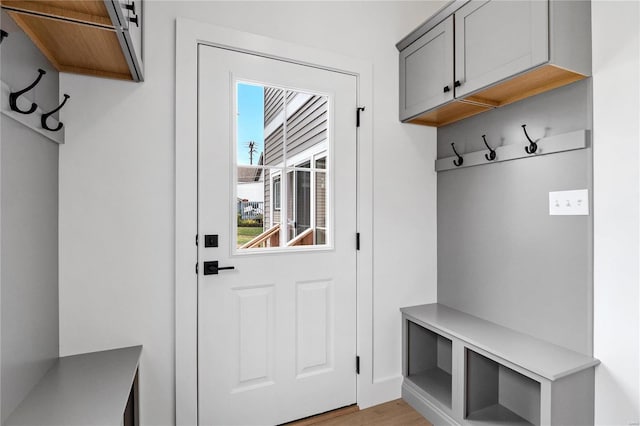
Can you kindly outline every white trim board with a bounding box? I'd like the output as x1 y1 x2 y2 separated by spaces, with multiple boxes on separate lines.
175 18 375 425
435 130 589 172
1 80 64 144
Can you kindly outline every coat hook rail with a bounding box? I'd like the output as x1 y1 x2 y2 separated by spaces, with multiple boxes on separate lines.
522 124 538 154
0 30 8 44
1 79 64 144
9 68 46 115
41 94 70 132
435 129 589 172
451 142 463 167
482 135 496 161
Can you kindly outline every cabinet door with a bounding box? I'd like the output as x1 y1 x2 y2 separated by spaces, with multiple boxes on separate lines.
454 0 548 98
399 16 454 121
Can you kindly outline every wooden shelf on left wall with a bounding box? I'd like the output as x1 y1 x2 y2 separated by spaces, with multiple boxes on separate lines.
1 0 142 81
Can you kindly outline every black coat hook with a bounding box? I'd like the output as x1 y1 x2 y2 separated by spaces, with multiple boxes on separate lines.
482 135 496 161
41 94 70 132
522 124 538 154
9 68 46 115
451 142 463 167
0 30 8 44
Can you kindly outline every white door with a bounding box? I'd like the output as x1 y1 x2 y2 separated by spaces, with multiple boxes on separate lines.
197 45 358 425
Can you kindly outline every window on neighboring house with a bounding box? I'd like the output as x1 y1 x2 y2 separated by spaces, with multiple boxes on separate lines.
315 156 327 245
273 176 281 210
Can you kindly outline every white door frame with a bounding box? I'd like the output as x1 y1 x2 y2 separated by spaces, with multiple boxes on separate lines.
175 18 374 425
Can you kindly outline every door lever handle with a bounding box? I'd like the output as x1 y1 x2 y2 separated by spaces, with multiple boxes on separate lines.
203 261 235 275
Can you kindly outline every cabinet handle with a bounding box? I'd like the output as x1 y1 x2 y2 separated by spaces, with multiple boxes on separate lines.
454 80 462 88
124 2 135 14
443 85 451 93
129 15 139 27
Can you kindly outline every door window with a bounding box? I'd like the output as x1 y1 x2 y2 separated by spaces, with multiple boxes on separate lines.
235 82 331 251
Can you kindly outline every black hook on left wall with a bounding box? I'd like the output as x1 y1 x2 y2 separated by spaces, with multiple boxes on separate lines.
0 30 8 44
41 94 70 132
9 68 46 115
451 142 463 167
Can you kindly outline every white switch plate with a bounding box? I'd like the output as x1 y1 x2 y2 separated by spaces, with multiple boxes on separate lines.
549 189 589 215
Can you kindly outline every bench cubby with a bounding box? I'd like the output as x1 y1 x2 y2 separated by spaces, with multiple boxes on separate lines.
406 321 453 409
465 348 539 425
401 304 599 426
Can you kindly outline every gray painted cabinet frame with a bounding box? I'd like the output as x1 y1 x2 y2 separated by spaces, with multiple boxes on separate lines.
399 15 454 121
453 0 549 98
397 0 591 127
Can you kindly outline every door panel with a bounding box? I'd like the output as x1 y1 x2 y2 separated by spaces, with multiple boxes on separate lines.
296 280 334 377
454 0 549 97
197 45 357 426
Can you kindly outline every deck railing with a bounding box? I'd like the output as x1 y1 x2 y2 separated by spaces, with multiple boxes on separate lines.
286 227 314 246
240 224 280 249
240 225 317 249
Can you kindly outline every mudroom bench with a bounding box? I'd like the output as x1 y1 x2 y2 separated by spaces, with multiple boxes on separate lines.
401 304 599 425
5 345 142 426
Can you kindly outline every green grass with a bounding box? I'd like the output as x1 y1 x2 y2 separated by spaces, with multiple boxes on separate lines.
237 226 263 246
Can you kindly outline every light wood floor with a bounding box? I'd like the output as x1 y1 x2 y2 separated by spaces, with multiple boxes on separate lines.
285 399 433 426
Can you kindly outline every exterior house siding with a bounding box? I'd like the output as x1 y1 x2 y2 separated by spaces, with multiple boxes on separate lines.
263 90 328 232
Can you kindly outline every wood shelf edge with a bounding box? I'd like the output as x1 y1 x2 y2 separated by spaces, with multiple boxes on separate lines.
402 64 589 128
58 65 132 81
1 0 113 28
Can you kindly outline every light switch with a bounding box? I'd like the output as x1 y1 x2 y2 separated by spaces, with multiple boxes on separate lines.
549 189 589 215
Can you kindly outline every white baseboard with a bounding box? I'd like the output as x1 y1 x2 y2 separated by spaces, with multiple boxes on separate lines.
402 380 458 426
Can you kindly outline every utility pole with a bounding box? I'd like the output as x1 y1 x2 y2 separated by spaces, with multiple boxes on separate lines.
247 141 257 165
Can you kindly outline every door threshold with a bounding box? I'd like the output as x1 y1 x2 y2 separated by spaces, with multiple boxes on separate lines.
280 404 359 426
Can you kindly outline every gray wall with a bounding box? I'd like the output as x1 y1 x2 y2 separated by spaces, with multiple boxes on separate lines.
1 11 60 422
437 79 593 355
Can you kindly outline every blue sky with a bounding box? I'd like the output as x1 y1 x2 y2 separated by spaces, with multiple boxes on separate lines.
237 83 264 165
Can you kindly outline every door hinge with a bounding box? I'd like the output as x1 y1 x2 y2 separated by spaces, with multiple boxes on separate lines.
195 263 199 274
356 106 365 128
356 233 360 251
195 234 199 246
356 356 360 374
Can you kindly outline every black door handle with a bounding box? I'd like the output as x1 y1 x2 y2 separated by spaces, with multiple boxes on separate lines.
454 80 461 88
203 261 235 275
443 85 450 93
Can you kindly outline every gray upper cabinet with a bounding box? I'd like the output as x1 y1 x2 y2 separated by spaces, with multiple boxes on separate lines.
399 16 453 121
454 0 548 98
397 0 591 127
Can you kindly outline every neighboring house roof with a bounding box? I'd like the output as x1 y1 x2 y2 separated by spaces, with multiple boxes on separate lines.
238 153 264 183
